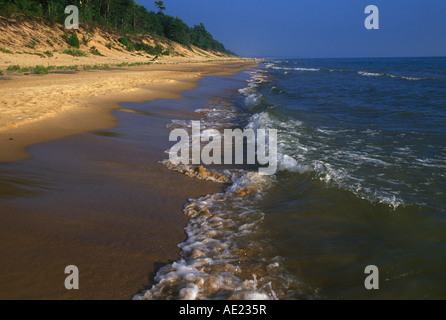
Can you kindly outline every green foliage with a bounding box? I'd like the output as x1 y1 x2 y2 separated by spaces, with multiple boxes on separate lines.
4 64 52 74
119 39 166 56
67 33 80 48
134 42 163 56
119 37 135 51
89 46 104 56
22 51 45 57
155 1 166 14
190 23 227 52
27 39 38 49
33 65 50 74
63 49 88 57
194 48 209 56
0 47 13 54
43 50 53 57
82 65 97 70
19 66 32 72
0 0 233 55
0 0 43 18
82 35 92 46
7 65 21 72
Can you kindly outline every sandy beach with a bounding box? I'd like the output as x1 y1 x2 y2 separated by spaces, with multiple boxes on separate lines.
0 59 256 299
0 60 254 162
2 0 444 303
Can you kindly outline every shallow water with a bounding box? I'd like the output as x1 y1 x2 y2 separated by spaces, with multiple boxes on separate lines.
137 57 446 300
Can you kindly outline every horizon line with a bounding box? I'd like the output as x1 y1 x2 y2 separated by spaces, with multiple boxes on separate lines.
246 55 446 60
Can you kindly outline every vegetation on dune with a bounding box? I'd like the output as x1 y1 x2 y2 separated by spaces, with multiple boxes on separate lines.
0 46 13 53
62 48 88 56
6 65 21 72
0 0 235 55
2 62 159 75
0 0 239 78
33 65 50 74
117 36 169 56
89 46 103 56
67 32 80 48
5 64 53 74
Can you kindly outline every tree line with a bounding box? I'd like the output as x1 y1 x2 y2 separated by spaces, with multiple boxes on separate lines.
0 0 234 54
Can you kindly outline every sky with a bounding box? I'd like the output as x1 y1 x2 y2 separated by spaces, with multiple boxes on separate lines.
138 0 446 58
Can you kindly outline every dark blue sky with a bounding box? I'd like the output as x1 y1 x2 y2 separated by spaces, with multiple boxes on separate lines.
138 0 446 58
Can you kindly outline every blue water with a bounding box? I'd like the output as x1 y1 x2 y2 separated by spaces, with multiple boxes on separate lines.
241 57 446 299
140 57 446 300
254 57 446 212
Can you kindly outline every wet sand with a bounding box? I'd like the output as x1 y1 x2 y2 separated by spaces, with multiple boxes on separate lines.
0 63 254 299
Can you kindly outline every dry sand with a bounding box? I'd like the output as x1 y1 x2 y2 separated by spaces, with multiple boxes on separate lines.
0 60 255 162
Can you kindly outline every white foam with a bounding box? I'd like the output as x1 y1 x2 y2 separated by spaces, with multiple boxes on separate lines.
359 71 428 81
135 70 302 299
134 169 298 300
401 76 424 81
271 66 320 72
358 71 383 77
248 110 408 209
244 93 262 107
294 67 320 72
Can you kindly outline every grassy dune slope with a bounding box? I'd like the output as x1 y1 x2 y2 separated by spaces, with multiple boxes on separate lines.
0 15 238 72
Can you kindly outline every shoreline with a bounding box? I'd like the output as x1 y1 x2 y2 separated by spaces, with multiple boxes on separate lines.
0 60 256 299
0 60 256 162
